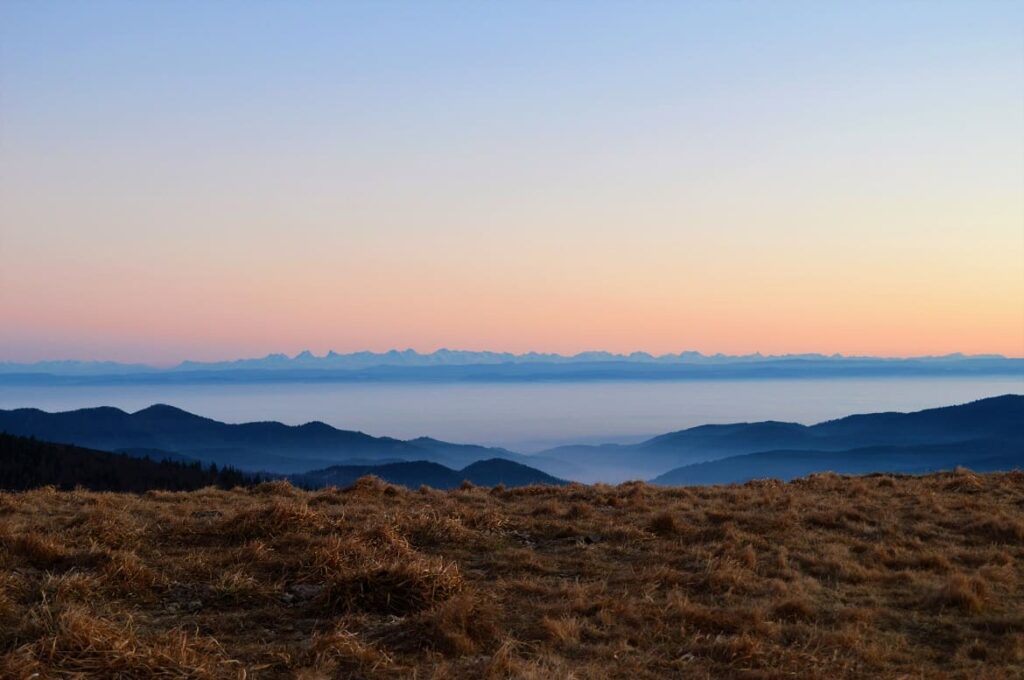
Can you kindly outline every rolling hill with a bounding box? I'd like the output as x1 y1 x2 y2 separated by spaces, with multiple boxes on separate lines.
652 438 1024 485
1 396 1020 482
0 427 563 492
291 457 565 490
537 395 1024 482
0 432 250 492
0 404 526 474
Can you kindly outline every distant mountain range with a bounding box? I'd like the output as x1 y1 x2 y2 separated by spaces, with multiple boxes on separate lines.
1 396 1021 485
1 350 1020 384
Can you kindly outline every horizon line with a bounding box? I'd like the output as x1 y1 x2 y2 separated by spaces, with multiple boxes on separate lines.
1 347 1021 370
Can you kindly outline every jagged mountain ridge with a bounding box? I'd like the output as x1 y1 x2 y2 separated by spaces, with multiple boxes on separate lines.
2 349 1019 379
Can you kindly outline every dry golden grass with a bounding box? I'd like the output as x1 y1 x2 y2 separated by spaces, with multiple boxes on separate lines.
1 470 1023 678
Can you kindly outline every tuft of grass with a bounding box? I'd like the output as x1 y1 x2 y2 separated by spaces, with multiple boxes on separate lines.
770 597 816 622
320 556 464 616
933 573 988 612
4 533 73 570
2 603 241 678
253 479 301 497
386 591 501 656
646 511 681 537
344 475 399 496
218 500 327 541
303 625 393 676
967 516 1024 545
400 512 471 547
540 615 583 649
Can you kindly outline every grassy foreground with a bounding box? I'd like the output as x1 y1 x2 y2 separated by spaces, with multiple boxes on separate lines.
1 471 1023 679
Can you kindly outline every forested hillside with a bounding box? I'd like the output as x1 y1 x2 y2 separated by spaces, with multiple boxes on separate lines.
0 433 250 492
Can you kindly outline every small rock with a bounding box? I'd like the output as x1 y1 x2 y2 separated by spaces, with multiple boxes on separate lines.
289 584 323 600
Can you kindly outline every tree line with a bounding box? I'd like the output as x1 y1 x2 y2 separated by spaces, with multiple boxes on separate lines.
0 432 255 492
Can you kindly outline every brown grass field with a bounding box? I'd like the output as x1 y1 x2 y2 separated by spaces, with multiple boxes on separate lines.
1 470 1023 679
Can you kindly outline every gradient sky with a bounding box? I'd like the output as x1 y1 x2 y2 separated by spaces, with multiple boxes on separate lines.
1 1 1022 364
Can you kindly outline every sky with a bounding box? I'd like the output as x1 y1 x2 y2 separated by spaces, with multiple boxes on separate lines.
1 1 1022 364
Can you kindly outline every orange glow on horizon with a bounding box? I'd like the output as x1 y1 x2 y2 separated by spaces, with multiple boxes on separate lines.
1 2 1022 364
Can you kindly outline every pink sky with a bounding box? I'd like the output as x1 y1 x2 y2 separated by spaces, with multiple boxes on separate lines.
2 2 1022 364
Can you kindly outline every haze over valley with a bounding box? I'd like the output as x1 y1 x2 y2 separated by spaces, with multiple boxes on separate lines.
3 374 1020 451
2 395 1021 485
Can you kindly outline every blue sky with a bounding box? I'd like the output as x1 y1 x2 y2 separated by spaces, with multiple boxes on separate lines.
1 1 1022 361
